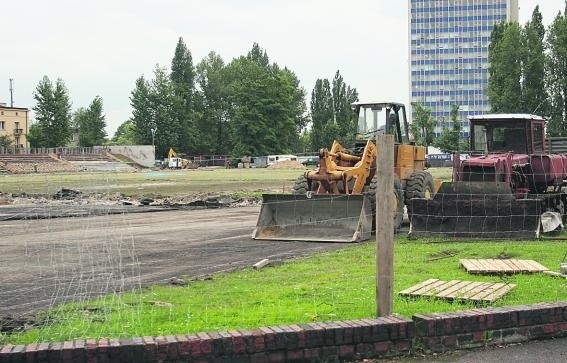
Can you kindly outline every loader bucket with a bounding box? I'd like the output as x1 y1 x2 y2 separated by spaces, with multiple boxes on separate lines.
252 194 372 243
409 181 542 240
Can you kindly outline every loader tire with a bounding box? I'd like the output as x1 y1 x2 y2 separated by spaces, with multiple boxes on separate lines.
368 175 404 231
405 171 434 213
292 175 311 195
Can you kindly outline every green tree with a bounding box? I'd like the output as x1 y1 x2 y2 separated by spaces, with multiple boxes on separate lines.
53 79 73 146
522 6 549 115
195 51 230 154
298 129 311 154
129 68 180 157
170 37 197 154
332 70 358 145
488 22 523 112
111 120 137 145
280 67 308 153
149 67 182 157
410 103 436 147
433 105 468 152
225 56 267 157
0 135 13 149
32 76 72 147
225 44 306 157
488 22 507 111
246 42 270 68
310 79 334 150
27 123 45 148
75 96 107 147
310 71 357 150
546 5 567 136
32 76 55 148
130 75 153 145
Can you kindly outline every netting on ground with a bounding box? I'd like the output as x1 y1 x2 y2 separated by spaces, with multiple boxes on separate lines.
0 165 565 345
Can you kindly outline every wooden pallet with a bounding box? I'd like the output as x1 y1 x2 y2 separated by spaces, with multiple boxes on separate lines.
399 279 516 303
460 259 548 274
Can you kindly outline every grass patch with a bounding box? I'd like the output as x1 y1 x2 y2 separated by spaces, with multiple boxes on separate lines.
428 167 453 181
3 237 565 344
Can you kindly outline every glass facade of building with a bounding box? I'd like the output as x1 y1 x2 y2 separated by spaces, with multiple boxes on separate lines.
409 0 518 136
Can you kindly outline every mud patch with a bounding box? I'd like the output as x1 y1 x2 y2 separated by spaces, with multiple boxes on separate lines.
493 251 520 259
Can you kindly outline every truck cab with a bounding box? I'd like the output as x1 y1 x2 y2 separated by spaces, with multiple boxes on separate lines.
469 114 546 155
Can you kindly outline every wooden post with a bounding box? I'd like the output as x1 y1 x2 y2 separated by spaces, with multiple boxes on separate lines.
376 134 394 317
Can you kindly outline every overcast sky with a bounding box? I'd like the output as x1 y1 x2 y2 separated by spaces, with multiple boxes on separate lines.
1 0 565 136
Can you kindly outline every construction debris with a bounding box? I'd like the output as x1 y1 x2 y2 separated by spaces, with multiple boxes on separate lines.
253 259 270 270
167 277 188 286
53 188 81 200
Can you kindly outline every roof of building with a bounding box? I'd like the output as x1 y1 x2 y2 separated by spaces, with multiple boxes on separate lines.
0 105 29 111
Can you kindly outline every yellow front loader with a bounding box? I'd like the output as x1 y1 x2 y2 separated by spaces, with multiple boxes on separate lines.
253 102 438 243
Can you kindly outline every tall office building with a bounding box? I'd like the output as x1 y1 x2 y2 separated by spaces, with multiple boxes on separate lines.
409 0 519 136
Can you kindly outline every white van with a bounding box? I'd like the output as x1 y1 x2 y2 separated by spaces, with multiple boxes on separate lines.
266 154 298 167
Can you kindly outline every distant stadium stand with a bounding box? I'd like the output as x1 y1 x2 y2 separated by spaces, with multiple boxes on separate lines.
0 148 137 174
0 154 79 174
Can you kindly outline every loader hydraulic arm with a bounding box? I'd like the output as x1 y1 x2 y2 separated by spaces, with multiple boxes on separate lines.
305 140 377 194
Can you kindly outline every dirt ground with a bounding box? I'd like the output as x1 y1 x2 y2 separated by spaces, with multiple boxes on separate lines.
0 205 352 322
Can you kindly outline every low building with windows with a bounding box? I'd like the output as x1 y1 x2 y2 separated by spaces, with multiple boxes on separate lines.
0 104 29 149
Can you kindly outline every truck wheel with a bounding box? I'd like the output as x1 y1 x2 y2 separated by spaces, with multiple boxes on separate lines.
405 171 434 213
368 175 404 231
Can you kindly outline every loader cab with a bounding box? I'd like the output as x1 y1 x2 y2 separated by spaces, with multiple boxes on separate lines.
469 114 546 155
352 102 410 145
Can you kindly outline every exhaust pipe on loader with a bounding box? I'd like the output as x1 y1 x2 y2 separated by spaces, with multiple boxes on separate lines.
252 194 372 243
408 181 543 240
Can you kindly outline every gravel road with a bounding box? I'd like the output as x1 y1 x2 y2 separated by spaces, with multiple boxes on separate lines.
0 205 353 318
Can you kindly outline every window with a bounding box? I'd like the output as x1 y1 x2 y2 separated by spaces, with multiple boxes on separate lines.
490 127 527 154
533 123 544 153
0 121 4 130
473 124 487 152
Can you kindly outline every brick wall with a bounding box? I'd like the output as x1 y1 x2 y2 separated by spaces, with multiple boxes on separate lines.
413 302 567 353
0 302 565 362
